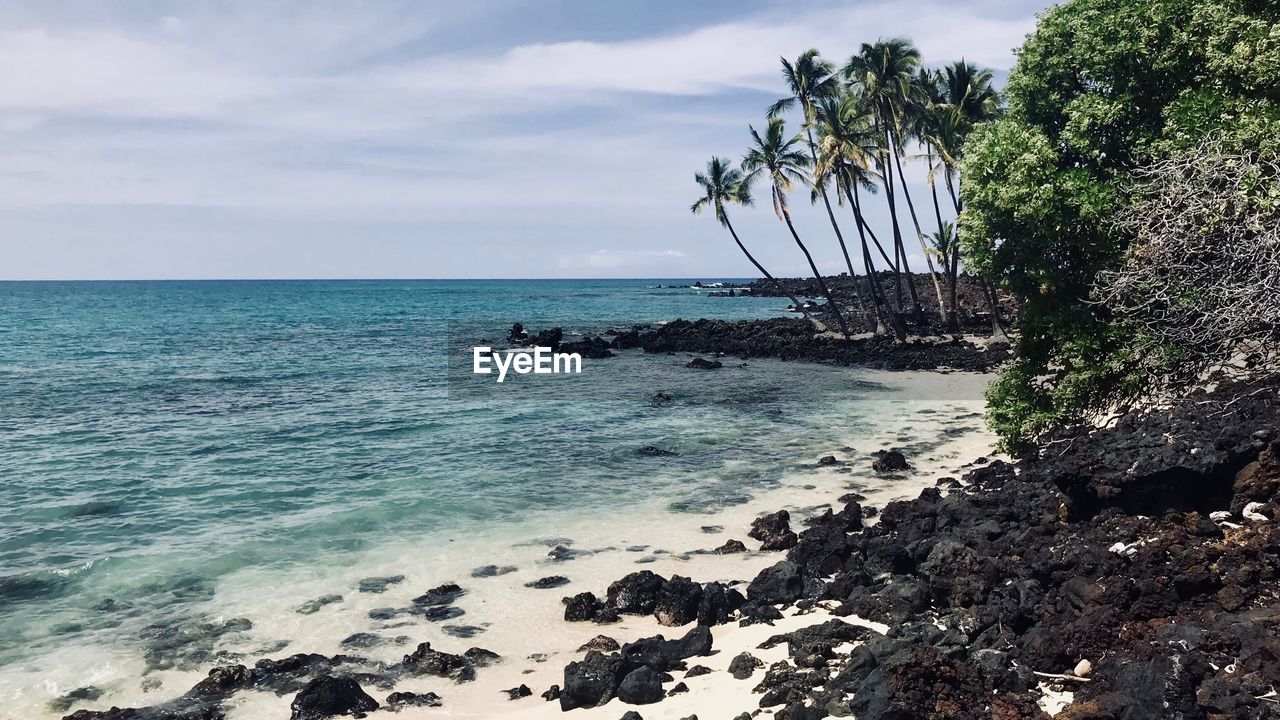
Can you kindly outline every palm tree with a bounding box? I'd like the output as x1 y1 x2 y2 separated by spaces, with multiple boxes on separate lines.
937 60 999 213
932 60 1004 338
742 117 852 338
900 67 956 329
690 157 811 317
844 39 927 323
813 95 906 340
769 50 872 332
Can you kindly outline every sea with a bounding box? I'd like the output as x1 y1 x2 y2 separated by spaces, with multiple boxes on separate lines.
0 279 991 718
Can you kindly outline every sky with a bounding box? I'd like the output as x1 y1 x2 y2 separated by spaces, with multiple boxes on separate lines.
0 0 1053 280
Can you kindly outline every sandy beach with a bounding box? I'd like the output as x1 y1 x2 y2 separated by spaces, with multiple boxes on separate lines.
193 370 996 720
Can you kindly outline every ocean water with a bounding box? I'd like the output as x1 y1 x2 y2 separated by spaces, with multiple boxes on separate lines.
0 279 989 718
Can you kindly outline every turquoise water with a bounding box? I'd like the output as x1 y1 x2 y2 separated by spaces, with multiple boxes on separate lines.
0 280 896 660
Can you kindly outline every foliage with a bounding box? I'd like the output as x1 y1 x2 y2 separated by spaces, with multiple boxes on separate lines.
691 157 753 225
961 0 1280 449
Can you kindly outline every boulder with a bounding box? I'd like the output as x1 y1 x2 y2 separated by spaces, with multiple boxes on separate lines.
617 667 665 705
560 651 626 711
729 652 764 679
289 675 378 720
607 571 667 615
747 561 804 605
749 510 798 551
564 592 604 622
401 643 473 682
654 575 703 627
872 450 910 473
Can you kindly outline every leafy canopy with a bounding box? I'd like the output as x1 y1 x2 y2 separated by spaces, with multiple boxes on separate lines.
961 0 1280 449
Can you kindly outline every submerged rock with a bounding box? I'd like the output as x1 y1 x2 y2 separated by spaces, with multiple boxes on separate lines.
684 357 723 370
470 564 517 578
356 576 404 594
295 595 343 615
49 686 104 713
412 583 466 607
525 576 571 590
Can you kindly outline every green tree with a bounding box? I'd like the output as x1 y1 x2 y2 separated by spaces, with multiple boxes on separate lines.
742 117 853 338
961 0 1280 449
690 157 810 316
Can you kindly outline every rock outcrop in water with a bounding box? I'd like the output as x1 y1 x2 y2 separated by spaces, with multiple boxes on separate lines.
610 318 1008 372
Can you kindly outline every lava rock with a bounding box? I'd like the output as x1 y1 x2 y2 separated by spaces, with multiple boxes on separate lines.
713 539 748 554
654 575 703 627
729 652 764 679
504 684 532 700
871 449 910 472
607 571 667 615
525 576 571 590
616 666 665 705
747 561 804 605
749 510 798 551
559 651 626 711
401 643 473 682
385 691 442 709
289 675 378 720
412 583 466 607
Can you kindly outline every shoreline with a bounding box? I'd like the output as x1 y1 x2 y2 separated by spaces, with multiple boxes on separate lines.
44 369 997 720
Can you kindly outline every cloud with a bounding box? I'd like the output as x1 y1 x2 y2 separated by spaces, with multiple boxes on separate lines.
0 0 1047 279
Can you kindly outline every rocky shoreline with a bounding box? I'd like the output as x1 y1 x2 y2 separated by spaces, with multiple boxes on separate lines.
536 379 1280 720
59 375 1280 720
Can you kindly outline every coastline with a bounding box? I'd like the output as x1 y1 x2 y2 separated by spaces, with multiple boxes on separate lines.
42 368 997 720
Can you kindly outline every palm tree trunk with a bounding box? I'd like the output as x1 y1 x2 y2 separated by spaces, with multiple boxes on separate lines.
927 148 960 331
779 203 852 338
852 198 895 269
848 182 906 341
944 167 961 215
723 216 814 323
891 141 948 329
876 118 925 325
805 130 872 333
946 170 1005 339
